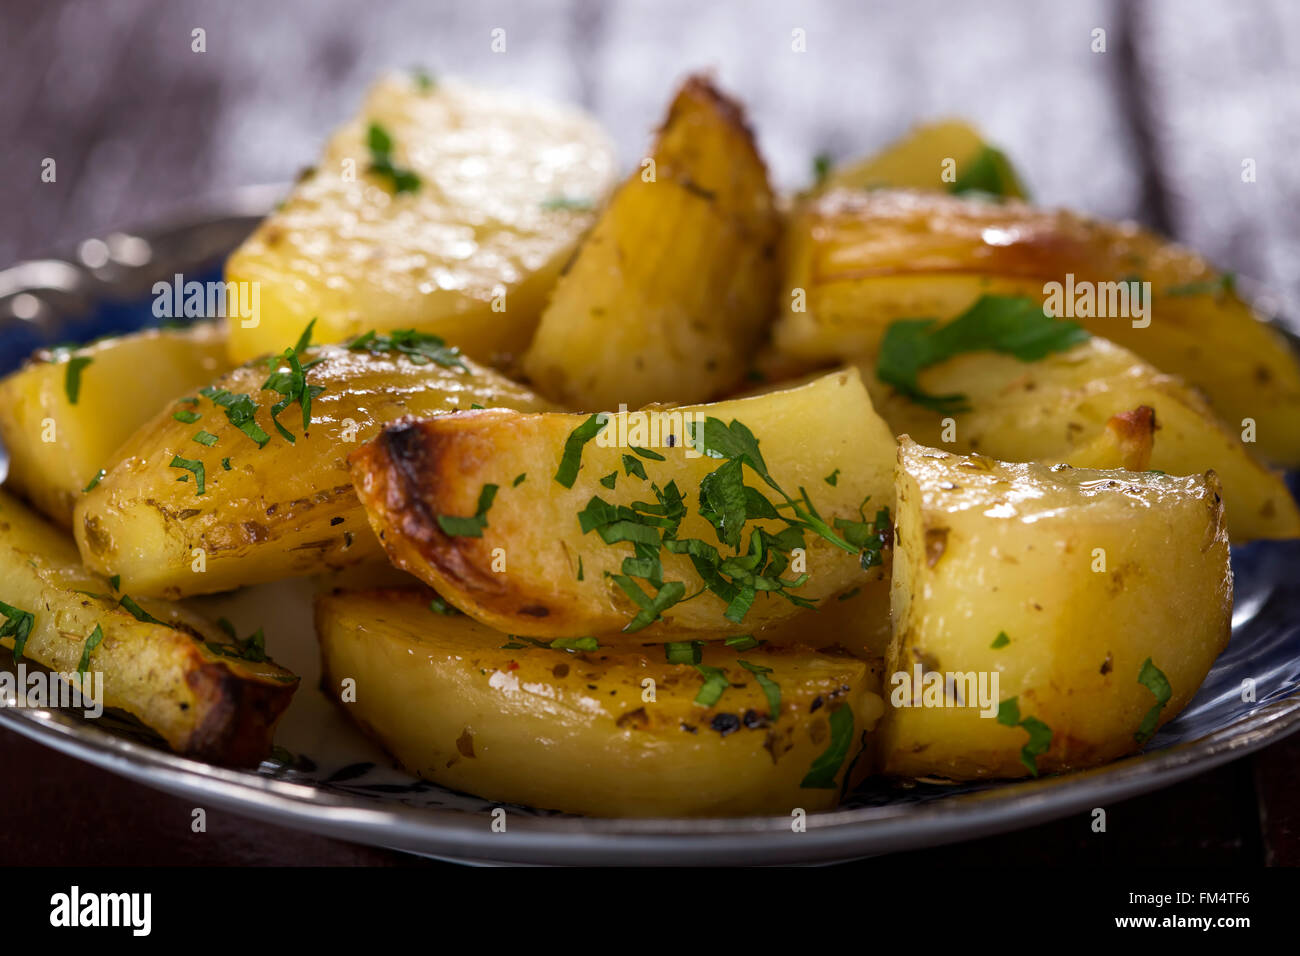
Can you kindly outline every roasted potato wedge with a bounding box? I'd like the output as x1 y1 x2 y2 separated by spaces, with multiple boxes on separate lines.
775 189 1300 466
75 342 554 598
859 337 1300 541
0 323 231 527
816 119 1028 197
0 489 297 765
878 439 1232 779
316 587 884 816
522 76 781 409
350 368 897 638
224 73 616 365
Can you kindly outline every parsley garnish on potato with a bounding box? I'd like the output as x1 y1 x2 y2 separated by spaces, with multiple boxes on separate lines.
876 295 1089 413
1134 658 1173 744
366 121 422 194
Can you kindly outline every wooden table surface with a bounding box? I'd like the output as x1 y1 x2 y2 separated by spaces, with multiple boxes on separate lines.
2 0 1298 866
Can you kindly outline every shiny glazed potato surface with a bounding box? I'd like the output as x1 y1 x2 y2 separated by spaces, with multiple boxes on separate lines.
224 73 617 366
316 588 885 816
878 439 1232 780
75 344 554 598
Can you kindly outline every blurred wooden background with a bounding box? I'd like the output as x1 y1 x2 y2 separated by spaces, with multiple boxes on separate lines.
3 0 1299 308
1 0 1299 866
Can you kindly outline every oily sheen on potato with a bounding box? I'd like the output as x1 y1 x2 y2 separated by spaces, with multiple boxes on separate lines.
775 189 1300 467
75 342 554 598
878 439 1232 780
522 76 781 410
316 588 885 816
0 489 297 765
859 337 1300 542
224 73 616 366
0 323 231 528
349 368 897 639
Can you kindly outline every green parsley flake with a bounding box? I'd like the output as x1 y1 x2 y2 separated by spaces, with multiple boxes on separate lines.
436 483 498 537
169 456 206 495
63 355 93 405
82 469 106 492
0 600 36 660
1134 658 1172 744
693 663 730 707
554 414 607 488
801 705 854 788
366 122 421 194
991 631 1010 649
77 624 104 674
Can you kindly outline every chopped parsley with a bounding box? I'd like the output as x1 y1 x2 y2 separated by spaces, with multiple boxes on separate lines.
428 596 461 616
876 295 1089 413
1166 273 1236 299
82 469 106 492
996 696 1053 776
623 455 647 481
724 634 761 651
366 122 421 194
1134 658 1172 744
63 355 92 404
193 430 219 447
206 626 268 663
551 636 599 652
693 663 730 707
541 196 595 211
738 659 780 717
347 329 464 369
173 409 201 424
949 145 1026 198
812 152 832 187
801 704 854 788
108 575 120 591
118 595 165 626
513 473 527 487
991 630 1010 649
200 387 271 448
77 624 104 674
599 471 618 489
168 456 206 495
412 67 435 91
436 483 498 537
0 601 36 660
221 457 232 471
554 414 608 488
824 469 840 486
665 641 703 665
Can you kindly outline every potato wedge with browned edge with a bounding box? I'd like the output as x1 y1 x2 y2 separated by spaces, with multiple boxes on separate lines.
522 76 781 410
350 369 897 639
76 339 554 598
858 337 1300 542
775 189 1300 466
316 587 884 816
0 489 297 765
878 439 1231 779
0 323 231 528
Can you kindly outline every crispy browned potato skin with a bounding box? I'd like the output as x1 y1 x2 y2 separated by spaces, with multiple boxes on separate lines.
350 370 898 639
775 189 1300 466
74 345 554 598
0 489 296 765
316 587 885 816
522 75 781 410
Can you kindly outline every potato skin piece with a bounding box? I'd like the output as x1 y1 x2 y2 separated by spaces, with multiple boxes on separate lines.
858 338 1300 542
0 489 297 766
224 74 616 366
74 344 554 598
0 323 231 528
316 587 885 816
522 75 781 410
349 369 897 638
877 439 1232 780
775 189 1300 466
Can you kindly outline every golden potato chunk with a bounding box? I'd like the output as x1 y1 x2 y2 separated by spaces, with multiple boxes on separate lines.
316 588 885 816
0 489 297 765
775 189 1300 466
0 323 230 527
75 341 553 598
878 439 1231 779
224 73 616 365
522 76 781 409
859 337 1300 541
